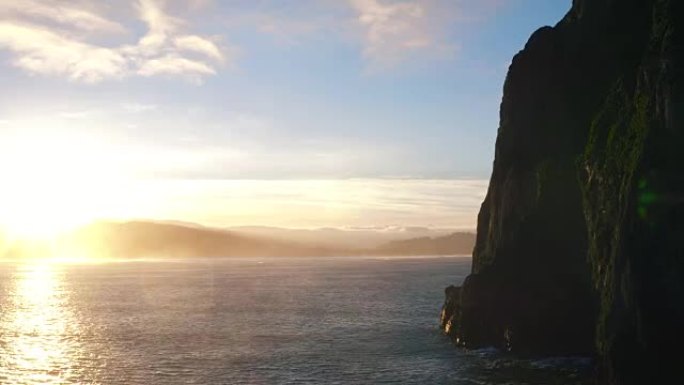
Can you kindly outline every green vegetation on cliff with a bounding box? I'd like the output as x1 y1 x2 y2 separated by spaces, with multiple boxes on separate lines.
442 1 684 384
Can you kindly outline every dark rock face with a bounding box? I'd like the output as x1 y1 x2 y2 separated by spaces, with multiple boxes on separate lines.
581 1 684 382
441 1 684 383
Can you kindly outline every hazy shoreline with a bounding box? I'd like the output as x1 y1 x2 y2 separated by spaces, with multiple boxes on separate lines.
1 220 475 260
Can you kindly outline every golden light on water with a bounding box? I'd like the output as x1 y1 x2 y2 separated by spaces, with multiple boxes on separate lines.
0 263 83 384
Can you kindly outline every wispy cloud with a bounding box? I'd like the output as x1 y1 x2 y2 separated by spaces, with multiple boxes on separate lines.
0 0 125 33
0 0 496 79
137 54 216 80
0 0 228 83
348 0 458 69
174 34 225 61
0 23 128 82
131 0 181 55
231 0 460 69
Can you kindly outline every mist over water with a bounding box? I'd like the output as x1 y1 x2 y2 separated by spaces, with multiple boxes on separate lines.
0 257 590 384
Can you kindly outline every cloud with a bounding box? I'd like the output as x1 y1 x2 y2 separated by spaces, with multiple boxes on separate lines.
0 0 227 83
137 54 216 82
0 23 127 82
0 0 125 33
0 0 497 80
229 0 459 69
134 0 180 53
349 0 457 68
174 35 224 61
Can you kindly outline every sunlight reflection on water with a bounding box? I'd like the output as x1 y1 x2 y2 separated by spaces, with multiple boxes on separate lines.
0 257 591 384
0 264 84 384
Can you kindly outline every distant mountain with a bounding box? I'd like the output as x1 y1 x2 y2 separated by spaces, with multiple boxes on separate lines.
59 221 334 258
229 225 460 249
1 220 475 259
373 233 475 256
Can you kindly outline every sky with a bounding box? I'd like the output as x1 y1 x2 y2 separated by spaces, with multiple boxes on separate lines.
0 0 570 237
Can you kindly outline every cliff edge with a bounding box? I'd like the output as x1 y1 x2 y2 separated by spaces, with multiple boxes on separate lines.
440 1 684 384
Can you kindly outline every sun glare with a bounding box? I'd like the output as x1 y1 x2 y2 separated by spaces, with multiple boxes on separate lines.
0 130 130 242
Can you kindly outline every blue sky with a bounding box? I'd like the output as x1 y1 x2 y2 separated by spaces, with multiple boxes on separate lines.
0 0 570 234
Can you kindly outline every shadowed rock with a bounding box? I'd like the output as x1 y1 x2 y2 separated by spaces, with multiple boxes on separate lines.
441 1 684 384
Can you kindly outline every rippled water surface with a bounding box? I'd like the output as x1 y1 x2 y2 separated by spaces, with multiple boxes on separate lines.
0 256 591 384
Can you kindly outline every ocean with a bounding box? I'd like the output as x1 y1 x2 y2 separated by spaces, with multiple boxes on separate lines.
0 256 591 384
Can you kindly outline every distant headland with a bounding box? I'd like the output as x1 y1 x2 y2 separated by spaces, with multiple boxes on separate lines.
1 220 475 259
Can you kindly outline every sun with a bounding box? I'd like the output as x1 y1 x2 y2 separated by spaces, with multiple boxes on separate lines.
0 130 129 241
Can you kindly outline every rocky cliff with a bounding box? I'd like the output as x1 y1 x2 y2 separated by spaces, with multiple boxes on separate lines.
440 1 684 384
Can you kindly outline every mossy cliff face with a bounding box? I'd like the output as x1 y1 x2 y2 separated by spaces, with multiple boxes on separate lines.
581 0 684 382
441 0 684 383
